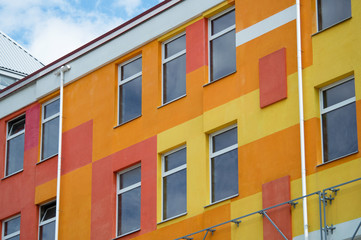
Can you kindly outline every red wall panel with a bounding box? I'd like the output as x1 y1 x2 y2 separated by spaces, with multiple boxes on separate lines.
24 104 40 151
91 136 157 240
186 18 208 73
262 175 292 240
259 48 287 108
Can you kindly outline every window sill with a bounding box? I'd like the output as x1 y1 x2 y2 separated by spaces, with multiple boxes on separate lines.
317 150 358 167
158 94 186 109
1 169 23 180
113 228 140 239
38 154 58 164
157 212 187 225
312 16 352 37
114 115 142 129
204 194 239 208
203 71 237 88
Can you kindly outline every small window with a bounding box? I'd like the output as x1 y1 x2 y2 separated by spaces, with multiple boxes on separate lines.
209 8 236 82
162 33 186 104
41 98 60 161
162 146 187 220
117 165 141 237
210 125 238 203
317 0 351 31
2 215 20 240
39 201 56 240
5 115 25 176
118 56 142 124
320 77 358 162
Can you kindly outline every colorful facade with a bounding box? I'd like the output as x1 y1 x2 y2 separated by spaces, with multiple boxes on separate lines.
0 0 361 239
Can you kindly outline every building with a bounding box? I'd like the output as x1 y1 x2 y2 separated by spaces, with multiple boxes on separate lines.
0 0 361 239
0 31 44 90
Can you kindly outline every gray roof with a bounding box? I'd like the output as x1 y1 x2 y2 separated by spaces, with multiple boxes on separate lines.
0 31 44 76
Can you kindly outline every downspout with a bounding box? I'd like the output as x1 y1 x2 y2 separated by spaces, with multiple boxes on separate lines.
54 65 71 240
295 1 309 239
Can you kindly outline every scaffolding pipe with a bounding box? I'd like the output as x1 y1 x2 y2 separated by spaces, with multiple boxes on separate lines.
295 0 309 239
54 65 71 240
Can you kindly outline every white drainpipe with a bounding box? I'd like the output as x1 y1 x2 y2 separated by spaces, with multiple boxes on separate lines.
54 65 71 240
296 1 309 239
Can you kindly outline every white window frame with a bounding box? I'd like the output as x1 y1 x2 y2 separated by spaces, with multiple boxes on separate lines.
320 76 357 163
161 145 187 221
41 97 60 161
38 201 56 240
5 114 25 177
2 215 21 240
117 55 142 125
161 32 186 105
116 164 141 237
208 7 236 83
209 124 238 204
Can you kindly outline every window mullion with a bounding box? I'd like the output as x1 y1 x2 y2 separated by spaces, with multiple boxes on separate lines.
117 182 141 194
210 144 238 158
163 50 186 64
119 72 142 85
321 97 355 114
210 24 235 40
163 164 186 177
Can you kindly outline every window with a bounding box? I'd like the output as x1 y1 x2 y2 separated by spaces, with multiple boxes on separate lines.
317 0 351 31
5 115 25 176
41 98 60 160
162 146 187 220
162 33 186 104
320 77 358 162
118 56 142 124
210 125 238 203
2 215 20 240
209 8 236 82
117 165 141 237
39 201 56 240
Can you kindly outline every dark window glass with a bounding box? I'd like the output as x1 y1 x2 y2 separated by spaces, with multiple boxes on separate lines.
7 236 20 240
163 169 187 219
323 79 355 108
42 117 59 159
118 167 141 189
119 76 142 123
211 10 235 35
39 202 56 240
211 149 238 202
165 35 186 58
44 99 60 119
164 148 186 171
6 116 25 176
6 134 24 176
121 58 142 80
318 0 351 30
39 221 55 240
163 54 186 103
210 30 236 81
212 127 237 152
322 102 358 162
8 118 25 135
4 216 20 236
117 187 141 236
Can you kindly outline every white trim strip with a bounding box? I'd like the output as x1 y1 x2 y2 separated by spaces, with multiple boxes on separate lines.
236 5 296 46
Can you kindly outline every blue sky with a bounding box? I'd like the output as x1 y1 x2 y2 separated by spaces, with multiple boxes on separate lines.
0 0 162 64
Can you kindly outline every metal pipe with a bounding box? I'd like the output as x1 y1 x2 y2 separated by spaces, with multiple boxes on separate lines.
54 65 71 240
295 0 309 239
262 211 288 240
318 192 324 240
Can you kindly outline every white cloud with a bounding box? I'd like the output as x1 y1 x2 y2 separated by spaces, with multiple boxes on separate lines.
113 0 142 16
0 0 124 64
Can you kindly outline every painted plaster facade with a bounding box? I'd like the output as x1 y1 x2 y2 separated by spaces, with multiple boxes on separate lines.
0 0 360 239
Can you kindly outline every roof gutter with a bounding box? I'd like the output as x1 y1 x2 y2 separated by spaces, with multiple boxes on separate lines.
296 0 309 239
54 65 71 240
